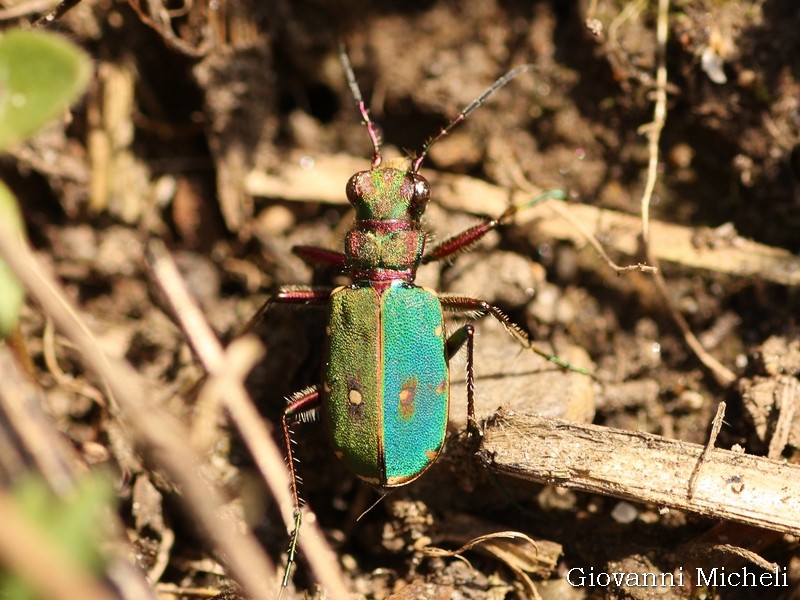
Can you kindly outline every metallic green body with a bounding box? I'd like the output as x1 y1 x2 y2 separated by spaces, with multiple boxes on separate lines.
323 281 449 487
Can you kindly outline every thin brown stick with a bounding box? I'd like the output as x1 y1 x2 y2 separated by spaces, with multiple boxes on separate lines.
688 400 726 499
125 0 210 57
481 411 800 536
545 199 657 274
651 269 736 385
146 240 349 599
767 378 798 460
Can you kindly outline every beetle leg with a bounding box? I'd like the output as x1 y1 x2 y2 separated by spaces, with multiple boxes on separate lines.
283 384 321 511
421 189 565 264
243 286 333 334
446 325 478 434
246 289 330 593
280 385 321 594
292 245 348 269
439 294 590 376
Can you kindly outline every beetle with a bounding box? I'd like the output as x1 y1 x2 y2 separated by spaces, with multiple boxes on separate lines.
257 46 587 590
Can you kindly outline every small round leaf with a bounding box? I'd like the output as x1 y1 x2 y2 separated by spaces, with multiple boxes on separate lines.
0 29 91 150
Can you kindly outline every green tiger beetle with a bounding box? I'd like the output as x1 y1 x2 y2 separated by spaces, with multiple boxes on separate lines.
262 46 590 593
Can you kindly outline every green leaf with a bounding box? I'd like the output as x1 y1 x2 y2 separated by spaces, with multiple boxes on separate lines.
0 29 91 150
12 473 114 569
0 180 24 338
0 473 116 599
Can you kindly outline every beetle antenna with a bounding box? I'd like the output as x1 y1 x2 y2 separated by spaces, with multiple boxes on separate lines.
339 43 383 168
357 489 392 522
413 63 535 173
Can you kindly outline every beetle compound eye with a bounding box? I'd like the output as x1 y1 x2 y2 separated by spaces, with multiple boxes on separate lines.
410 174 431 217
346 172 366 205
413 175 431 203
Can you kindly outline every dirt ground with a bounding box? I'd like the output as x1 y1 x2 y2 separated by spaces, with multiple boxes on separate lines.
2 1 800 599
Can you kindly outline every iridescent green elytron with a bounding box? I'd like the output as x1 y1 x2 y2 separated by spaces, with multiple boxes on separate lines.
326 281 449 486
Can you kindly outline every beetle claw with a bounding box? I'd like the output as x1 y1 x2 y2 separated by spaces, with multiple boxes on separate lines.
467 416 483 437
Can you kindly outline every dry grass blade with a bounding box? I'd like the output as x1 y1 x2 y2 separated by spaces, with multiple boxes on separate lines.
423 531 543 599
634 0 736 386
145 240 349 599
0 222 278 600
423 530 539 559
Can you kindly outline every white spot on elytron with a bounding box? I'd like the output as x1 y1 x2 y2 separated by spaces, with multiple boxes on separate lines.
349 389 363 405
434 325 443 337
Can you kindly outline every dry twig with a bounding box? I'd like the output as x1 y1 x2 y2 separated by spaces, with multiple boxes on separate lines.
636 0 736 386
688 401 726 499
481 411 800 536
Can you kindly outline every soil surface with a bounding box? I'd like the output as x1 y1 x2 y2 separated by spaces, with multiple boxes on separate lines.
3 1 800 599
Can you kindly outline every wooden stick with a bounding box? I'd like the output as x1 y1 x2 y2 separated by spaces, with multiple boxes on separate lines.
244 152 800 287
479 411 800 536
